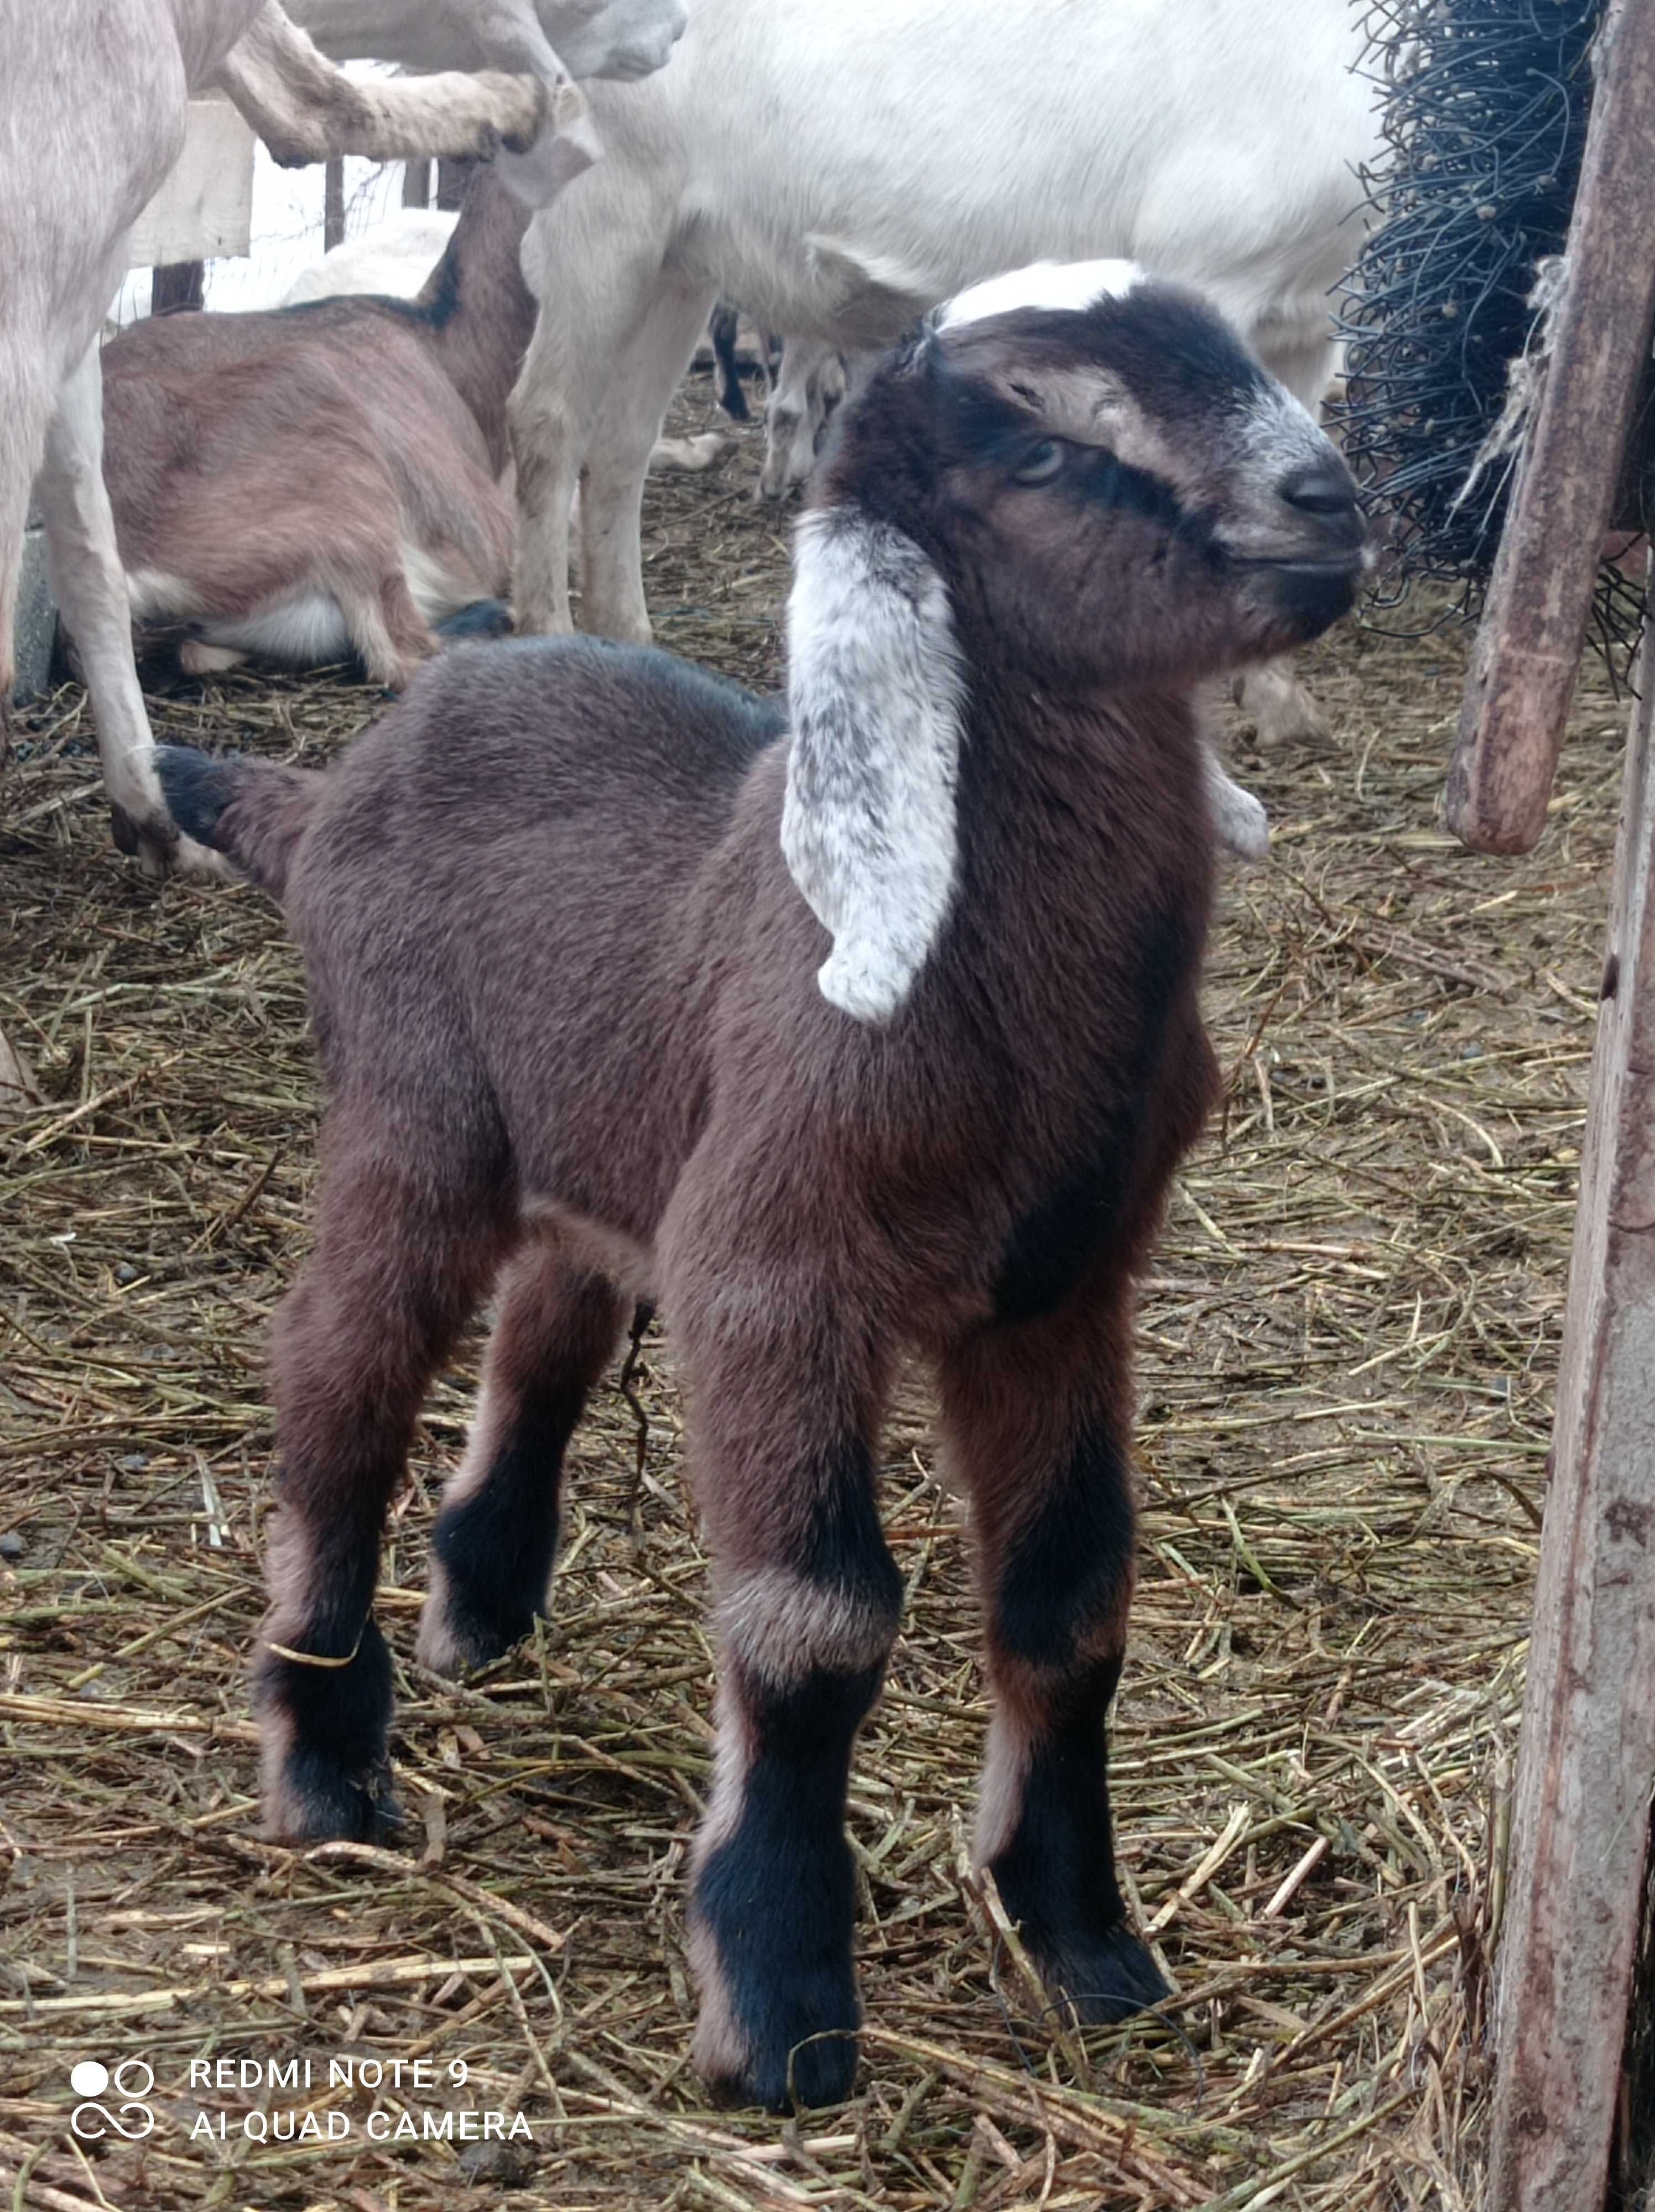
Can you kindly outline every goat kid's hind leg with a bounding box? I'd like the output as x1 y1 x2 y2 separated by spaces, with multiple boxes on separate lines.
672 1258 901 2110
259 1152 505 1841
417 1244 627 1676
943 1290 1167 2027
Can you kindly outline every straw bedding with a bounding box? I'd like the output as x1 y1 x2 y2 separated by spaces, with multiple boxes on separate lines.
0 377 1626 2209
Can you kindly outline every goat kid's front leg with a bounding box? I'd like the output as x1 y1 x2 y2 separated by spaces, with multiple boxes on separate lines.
418 1244 627 1675
674 1280 901 2110
943 1297 1168 2027
258 1160 503 1841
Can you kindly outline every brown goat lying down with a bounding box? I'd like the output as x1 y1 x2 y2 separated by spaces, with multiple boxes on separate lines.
158 262 1366 2110
100 166 532 688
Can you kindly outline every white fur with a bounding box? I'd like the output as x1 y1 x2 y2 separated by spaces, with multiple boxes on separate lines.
939 258 1141 331
717 1566 897 1692
506 0 1381 748
126 565 205 620
195 591 353 665
287 0 687 86
1204 748 1270 862
282 210 457 304
400 541 482 624
781 512 969 1024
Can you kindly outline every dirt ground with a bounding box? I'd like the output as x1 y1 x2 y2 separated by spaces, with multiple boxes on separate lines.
0 370 1630 2210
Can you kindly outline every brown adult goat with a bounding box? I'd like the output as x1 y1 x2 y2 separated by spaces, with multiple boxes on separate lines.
157 262 1367 2111
101 167 533 688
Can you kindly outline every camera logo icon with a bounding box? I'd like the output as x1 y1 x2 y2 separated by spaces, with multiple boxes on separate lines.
70 2059 155 2140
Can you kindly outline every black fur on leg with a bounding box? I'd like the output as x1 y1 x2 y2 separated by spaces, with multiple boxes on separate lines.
989 1659 1167 2023
256 1614 397 1841
693 1661 884 2110
428 1378 586 1668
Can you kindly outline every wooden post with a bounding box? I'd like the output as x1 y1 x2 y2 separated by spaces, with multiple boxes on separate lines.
1443 0 1655 856
402 157 431 207
150 260 205 314
324 154 346 251
1486 651 1655 2210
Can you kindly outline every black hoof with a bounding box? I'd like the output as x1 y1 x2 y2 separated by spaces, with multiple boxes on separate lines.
702 2022 860 2114
1037 1922 1169 2026
267 1746 399 1844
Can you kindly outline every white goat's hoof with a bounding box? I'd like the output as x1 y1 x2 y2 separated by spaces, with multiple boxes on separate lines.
179 639 246 676
647 432 729 475
1235 664 1332 750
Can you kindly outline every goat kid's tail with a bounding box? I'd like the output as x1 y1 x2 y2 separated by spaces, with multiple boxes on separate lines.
154 745 322 899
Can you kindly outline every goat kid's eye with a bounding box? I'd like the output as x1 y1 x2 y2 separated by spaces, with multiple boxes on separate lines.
1012 439 1065 486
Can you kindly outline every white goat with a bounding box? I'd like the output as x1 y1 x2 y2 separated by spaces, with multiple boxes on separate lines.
507 0 1381 744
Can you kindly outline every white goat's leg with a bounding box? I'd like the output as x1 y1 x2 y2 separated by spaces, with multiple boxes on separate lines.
509 204 676 635
36 345 173 870
1232 658 1333 748
579 278 719 641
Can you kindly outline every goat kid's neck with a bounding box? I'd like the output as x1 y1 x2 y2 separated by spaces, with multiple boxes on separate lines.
936 671 1215 997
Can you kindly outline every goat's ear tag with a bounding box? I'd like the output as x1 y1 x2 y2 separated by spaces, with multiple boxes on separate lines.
781 512 967 1024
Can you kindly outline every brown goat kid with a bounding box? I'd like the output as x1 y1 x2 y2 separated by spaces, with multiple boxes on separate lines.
158 262 1367 2111
100 166 534 688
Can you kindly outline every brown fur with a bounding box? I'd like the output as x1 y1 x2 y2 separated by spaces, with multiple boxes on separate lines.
100 166 533 685
164 277 1366 2106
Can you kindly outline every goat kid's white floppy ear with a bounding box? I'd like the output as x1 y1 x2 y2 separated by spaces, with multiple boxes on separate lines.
781 510 968 1024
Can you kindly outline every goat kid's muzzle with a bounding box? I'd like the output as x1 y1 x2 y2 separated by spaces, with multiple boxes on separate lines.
1227 455 1372 636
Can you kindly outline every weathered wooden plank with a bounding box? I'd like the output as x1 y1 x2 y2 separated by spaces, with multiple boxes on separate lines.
1487 654 1655 2211
1444 0 1655 855
324 153 346 250
127 95 256 269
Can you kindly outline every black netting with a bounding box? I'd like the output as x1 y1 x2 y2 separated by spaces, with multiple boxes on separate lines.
1336 0 1647 670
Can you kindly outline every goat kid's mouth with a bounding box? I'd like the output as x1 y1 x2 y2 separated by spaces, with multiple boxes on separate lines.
1233 550 1370 580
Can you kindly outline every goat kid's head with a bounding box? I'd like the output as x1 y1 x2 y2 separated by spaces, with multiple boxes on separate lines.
782 260 1368 1025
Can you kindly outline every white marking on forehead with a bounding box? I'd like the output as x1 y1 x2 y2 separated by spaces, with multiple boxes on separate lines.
939 259 1142 332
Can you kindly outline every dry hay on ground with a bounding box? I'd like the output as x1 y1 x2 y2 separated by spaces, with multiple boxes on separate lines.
0 379 1627 2209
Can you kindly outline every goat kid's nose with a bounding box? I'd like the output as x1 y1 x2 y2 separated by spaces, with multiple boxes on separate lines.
1278 461 1358 520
